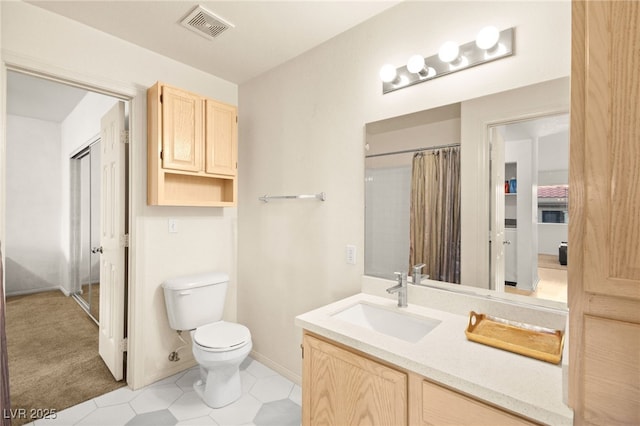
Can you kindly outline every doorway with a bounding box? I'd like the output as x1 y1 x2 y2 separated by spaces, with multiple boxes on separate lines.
4 69 130 416
489 113 569 303
71 139 102 323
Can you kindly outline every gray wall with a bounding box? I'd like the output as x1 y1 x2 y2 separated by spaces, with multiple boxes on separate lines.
6 115 63 295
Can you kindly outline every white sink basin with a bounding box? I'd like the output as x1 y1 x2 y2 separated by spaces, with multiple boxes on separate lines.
332 302 441 343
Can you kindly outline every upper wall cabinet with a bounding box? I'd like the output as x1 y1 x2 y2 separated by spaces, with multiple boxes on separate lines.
147 82 238 207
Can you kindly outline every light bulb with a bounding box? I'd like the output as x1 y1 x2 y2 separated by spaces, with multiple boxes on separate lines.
407 54 426 74
379 64 398 83
438 41 460 63
476 26 500 50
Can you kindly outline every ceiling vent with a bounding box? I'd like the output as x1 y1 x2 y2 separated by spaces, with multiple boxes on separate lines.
180 5 235 41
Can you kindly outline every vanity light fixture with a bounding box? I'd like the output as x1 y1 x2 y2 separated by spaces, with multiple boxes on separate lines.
438 41 461 64
380 26 514 94
439 41 469 70
379 63 400 84
407 54 436 79
476 26 500 50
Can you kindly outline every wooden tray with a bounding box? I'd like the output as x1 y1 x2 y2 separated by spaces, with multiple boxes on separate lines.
465 311 564 364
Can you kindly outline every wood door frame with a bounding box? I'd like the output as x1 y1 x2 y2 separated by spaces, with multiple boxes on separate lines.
0 53 139 387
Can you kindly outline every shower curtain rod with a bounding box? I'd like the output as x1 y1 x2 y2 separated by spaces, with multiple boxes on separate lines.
365 143 460 158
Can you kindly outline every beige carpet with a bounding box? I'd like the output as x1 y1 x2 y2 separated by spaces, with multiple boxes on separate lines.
5 290 125 425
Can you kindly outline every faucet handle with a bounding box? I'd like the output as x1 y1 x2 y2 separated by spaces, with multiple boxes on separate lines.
393 272 407 285
412 263 426 272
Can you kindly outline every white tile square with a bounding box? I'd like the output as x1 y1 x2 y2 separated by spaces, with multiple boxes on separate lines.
208 393 262 426
148 371 184 387
177 416 219 425
176 368 201 391
75 403 136 426
130 384 183 414
35 399 97 425
240 370 257 394
169 391 212 421
289 384 302 406
245 361 278 379
250 375 294 403
94 386 143 407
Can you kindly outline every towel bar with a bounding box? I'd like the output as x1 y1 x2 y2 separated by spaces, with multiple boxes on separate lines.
259 192 326 203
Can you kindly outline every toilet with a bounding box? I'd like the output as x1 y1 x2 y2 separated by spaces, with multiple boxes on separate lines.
162 272 252 408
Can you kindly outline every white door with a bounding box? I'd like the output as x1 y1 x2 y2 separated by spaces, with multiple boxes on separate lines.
489 126 506 293
98 101 126 381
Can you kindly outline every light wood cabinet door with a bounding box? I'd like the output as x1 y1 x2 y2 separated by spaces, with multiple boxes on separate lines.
409 376 538 426
302 333 407 426
570 1 640 424
578 0 640 302
583 316 640 425
205 99 237 176
161 85 203 172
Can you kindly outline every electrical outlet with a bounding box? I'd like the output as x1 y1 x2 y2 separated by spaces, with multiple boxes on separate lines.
168 219 178 233
346 245 356 265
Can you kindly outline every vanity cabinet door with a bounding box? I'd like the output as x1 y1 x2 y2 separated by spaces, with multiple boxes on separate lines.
161 85 203 173
409 376 538 426
302 333 407 426
205 99 237 176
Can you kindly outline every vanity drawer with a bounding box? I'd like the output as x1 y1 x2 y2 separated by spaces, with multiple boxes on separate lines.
412 377 539 426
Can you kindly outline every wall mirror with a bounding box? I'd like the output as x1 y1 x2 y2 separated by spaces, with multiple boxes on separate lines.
364 78 569 307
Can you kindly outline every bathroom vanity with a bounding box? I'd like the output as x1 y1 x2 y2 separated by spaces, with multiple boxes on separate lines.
295 280 572 425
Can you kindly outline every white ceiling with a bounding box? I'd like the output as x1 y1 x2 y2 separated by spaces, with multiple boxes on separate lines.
26 0 401 84
7 71 89 123
500 114 570 141
9 1 399 123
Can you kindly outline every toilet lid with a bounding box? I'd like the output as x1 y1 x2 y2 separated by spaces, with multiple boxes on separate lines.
194 322 251 350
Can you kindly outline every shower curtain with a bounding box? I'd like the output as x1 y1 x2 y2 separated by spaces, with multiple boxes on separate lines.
1 242 11 425
409 146 461 283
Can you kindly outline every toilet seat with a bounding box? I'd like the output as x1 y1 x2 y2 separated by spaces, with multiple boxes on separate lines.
193 321 251 352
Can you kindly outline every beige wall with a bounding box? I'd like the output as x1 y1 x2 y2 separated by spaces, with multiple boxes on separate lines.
1 1 237 389
1 0 572 389
238 0 571 382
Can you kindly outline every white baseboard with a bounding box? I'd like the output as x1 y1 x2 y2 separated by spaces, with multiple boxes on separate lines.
6 285 69 298
249 350 301 386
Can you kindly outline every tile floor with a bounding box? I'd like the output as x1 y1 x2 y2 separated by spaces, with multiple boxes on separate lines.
31 357 301 426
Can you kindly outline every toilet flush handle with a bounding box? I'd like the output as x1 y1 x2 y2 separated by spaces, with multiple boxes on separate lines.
179 290 193 296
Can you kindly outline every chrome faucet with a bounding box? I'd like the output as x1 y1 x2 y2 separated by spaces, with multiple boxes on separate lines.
386 272 407 308
412 263 427 285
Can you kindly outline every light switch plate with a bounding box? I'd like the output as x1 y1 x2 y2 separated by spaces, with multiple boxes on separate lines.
346 245 356 265
168 218 178 233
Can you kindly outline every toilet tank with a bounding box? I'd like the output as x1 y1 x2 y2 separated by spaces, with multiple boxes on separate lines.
162 272 228 331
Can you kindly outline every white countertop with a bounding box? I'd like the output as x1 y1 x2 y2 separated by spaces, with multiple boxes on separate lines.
295 291 573 426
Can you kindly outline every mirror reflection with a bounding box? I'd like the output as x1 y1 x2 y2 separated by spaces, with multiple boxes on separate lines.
365 104 461 281
364 82 568 305
493 115 569 304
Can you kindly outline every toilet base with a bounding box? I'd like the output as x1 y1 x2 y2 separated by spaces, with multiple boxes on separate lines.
193 365 242 408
